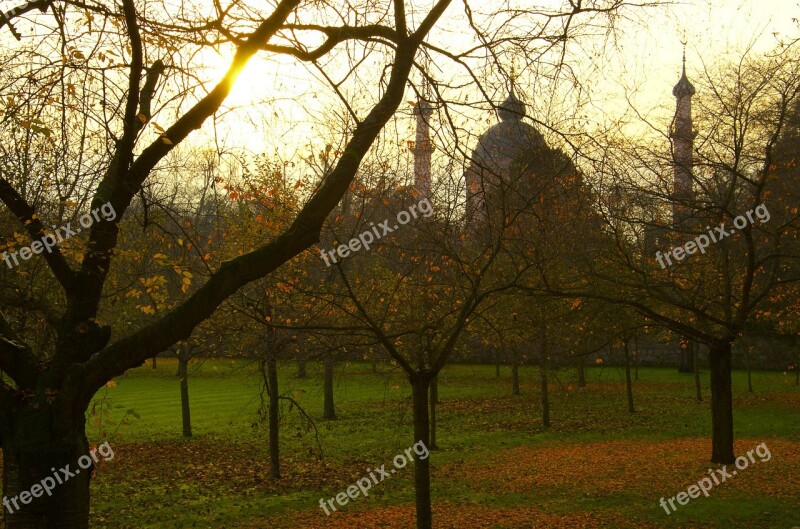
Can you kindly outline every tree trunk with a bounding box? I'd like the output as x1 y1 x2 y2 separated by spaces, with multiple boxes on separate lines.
633 335 640 381
539 325 550 428
151 356 157 369
511 346 520 396
296 357 307 379
323 352 336 420
178 346 192 438
411 373 432 529
576 355 586 387
495 347 500 377
267 354 281 479
623 338 635 413
694 342 702 402
429 375 438 450
678 339 695 373
2 406 92 528
744 341 753 393
795 335 799 386
709 341 735 463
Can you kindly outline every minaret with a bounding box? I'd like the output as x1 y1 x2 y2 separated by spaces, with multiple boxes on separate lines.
413 93 434 201
671 48 696 225
672 47 698 374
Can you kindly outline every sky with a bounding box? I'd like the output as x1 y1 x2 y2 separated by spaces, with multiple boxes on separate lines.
606 0 799 123
1 0 798 176
197 0 800 166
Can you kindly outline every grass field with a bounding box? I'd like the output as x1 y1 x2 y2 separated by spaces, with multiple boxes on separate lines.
81 359 800 528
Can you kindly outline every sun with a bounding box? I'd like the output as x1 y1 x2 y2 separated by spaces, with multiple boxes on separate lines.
196 49 324 153
203 49 310 109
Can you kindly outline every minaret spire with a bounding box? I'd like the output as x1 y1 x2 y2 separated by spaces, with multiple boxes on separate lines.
413 79 434 201
671 43 695 225
681 44 686 77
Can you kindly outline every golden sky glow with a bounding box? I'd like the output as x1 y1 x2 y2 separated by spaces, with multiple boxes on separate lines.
1 0 796 173
193 0 798 165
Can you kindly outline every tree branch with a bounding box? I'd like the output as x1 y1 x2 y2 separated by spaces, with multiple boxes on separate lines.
261 24 397 61
0 176 76 290
0 310 39 388
71 0 303 326
79 1 453 400
0 0 55 40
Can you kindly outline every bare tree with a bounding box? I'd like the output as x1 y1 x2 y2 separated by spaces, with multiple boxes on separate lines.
0 0 653 525
531 44 800 463
0 1 452 525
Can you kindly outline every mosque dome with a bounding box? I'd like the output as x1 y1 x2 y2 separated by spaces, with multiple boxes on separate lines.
470 89 545 173
497 90 527 121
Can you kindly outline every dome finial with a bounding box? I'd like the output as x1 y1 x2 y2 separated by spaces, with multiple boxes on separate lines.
680 34 687 76
672 40 695 98
499 63 526 121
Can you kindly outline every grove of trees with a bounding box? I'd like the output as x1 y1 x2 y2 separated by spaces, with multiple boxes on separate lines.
0 1 797 528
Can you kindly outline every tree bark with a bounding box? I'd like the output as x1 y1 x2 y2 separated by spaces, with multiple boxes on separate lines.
539 325 550 428
511 346 520 396
429 374 438 450
2 405 92 528
633 335 640 381
678 339 695 373
694 342 702 402
151 356 157 369
709 341 735 463
411 373 432 529
178 345 192 438
267 354 281 479
296 357 307 379
323 352 336 420
795 335 799 386
576 354 586 387
743 339 753 393
495 347 500 377
623 338 635 413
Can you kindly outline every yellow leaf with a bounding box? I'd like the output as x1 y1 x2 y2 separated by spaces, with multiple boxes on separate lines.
161 136 173 145
106 380 117 388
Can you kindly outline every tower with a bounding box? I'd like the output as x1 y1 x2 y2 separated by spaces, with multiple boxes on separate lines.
671 49 696 226
413 95 434 202
672 47 698 374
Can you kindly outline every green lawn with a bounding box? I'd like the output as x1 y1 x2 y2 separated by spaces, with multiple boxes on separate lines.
80 359 800 528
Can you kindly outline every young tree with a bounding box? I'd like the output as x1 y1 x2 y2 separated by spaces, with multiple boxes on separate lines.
534 45 800 463
0 0 653 525
0 1 452 525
